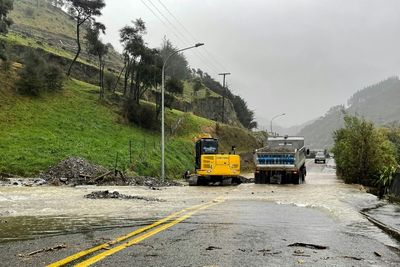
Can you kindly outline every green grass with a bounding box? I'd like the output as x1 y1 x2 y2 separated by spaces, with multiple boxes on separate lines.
0 76 218 178
182 80 220 102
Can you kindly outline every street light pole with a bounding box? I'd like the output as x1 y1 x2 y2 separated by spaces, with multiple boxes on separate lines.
270 113 286 136
161 43 204 182
218 72 231 123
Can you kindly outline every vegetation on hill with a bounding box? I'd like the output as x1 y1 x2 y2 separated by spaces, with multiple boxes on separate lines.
299 77 400 149
0 66 259 177
0 0 262 178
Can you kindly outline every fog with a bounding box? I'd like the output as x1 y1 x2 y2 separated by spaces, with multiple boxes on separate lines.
99 0 400 127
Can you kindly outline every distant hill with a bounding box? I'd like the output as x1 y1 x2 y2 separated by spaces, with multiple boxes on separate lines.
256 116 317 136
298 77 400 149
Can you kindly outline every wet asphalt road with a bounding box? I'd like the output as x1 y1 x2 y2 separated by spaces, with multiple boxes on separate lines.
1 160 400 266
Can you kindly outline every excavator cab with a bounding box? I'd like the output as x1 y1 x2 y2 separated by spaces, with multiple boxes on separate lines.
195 138 219 170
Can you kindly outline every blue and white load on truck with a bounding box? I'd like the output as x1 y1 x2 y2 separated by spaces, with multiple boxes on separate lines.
254 136 309 184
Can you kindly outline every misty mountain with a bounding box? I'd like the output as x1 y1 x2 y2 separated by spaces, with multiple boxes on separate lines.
256 116 317 136
298 77 400 149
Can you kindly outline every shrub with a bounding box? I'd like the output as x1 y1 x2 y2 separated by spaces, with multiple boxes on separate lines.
166 77 184 95
332 115 397 186
24 7 35 17
17 50 64 96
1 59 12 72
123 100 159 130
104 72 116 91
45 63 64 91
17 50 46 96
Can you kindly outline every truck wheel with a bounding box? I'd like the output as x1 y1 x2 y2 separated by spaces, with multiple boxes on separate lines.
255 172 260 184
260 171 267 184
293 174 301 184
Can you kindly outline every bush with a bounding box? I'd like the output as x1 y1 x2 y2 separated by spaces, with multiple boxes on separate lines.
332 115 397 185
24 7 35 17
104 72 117 91
17 50 64 96
45 63 64 91
166 77 184 95
17 50 46 96
123 100 159 130
1 59 12 72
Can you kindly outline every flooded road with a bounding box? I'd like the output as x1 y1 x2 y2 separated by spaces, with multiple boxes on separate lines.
0 159 399 266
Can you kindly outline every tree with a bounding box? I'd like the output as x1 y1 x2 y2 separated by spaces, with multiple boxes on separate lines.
65 0 105 76
133 47 162 103
160 38 190 80
85 22 108 99
332 116 397 186
119 19 146 96
231 95 257 129
192 77 202 95
0 0 14 61
166 77 184 95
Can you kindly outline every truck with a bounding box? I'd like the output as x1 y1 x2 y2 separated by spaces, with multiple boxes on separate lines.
254 136 308 184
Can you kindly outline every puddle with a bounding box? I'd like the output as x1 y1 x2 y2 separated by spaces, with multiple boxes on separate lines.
0 215 154 243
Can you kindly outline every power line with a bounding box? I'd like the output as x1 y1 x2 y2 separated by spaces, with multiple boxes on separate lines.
142 0 221 74
155 0 229 72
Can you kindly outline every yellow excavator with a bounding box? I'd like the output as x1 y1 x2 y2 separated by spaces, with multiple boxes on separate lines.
187 134 242 186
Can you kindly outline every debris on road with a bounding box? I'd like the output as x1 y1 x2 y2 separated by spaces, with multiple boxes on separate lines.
18 244 67 257
84 190 163 202
40 157 182 187
0 178 47 187
342 255 364 261
205 246 222 251
41 157 110 185
288 243 329 250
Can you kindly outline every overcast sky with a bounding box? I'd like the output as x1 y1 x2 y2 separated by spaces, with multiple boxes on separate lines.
99 0 400 127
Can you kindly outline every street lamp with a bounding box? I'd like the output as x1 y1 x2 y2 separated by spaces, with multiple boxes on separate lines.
161 43 204 182
270 113 286 136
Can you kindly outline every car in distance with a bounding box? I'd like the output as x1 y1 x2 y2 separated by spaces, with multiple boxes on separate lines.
314 151 326 164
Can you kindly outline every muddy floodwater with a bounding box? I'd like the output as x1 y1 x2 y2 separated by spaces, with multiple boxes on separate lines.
0 159 399 249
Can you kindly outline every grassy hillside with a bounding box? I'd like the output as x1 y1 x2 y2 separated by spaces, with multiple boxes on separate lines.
11 0 76 39
9 0 123 71
0 67 258 178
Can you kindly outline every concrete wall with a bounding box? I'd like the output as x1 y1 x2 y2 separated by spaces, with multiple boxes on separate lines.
390 172 400 197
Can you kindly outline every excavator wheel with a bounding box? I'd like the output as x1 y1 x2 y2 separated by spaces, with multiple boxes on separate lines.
188 175 199 186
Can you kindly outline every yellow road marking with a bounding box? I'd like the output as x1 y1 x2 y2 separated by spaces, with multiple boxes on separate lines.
75 200 223 267
47 200 222 267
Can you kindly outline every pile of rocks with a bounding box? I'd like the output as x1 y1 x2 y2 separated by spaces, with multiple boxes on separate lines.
40 157 182 187
41 157 111 185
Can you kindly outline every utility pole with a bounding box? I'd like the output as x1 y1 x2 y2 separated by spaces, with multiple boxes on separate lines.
218 72 231 123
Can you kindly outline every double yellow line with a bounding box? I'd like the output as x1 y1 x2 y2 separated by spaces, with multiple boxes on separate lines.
47 198 224 267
